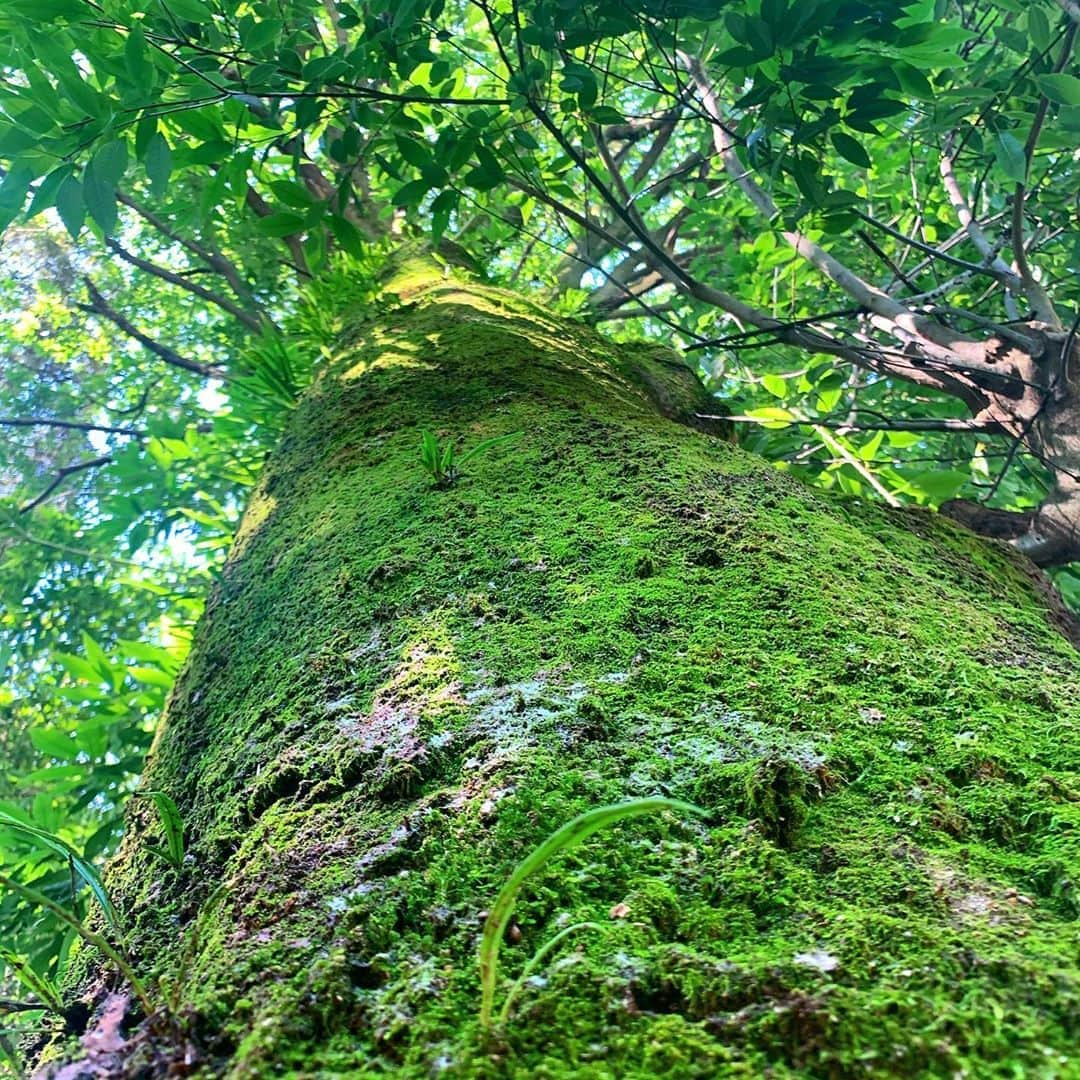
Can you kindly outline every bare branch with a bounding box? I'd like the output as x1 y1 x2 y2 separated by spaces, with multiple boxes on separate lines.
712 413 999 434
0 416 142 437
19 455 113 514
116 191 257 307
104 238 266 333
78 278 219 378
938 142 1024 292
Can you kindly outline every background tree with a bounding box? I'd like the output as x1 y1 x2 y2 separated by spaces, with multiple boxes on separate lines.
0 0 1078 1074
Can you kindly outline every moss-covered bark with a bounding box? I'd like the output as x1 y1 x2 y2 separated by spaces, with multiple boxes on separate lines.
44 256 1080 1078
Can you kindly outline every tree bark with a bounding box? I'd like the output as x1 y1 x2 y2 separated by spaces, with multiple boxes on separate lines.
36 253 1080 1079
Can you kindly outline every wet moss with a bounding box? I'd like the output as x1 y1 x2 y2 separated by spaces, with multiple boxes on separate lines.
59 257 1080 1079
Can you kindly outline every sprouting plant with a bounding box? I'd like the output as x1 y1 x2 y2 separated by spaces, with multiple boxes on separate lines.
419 429 521 487
0 811 117 928
497 921 603 1028
0 948 64 1014
0 871 153 1017
478 796 707 1028
0 813 155 1018
132 790 185 870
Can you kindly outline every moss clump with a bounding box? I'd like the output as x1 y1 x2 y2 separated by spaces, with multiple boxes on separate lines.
64 256 1080 1079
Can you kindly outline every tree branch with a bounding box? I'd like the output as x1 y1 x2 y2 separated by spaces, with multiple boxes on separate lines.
712 413 999 433
0 417 142 437
78 278 219 378
938 141 1024 292
104 238 266 333
116 191 258 308
19 455 113 513
1007 24 1074 329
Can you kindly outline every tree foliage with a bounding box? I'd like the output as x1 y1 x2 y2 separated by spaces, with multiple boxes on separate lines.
1 0 1079 1054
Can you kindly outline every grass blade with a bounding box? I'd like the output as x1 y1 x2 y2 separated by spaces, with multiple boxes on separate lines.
0 870 152 1017
478 796 706 1027
0 949 64 1013
456 431 522 467
497 921 603 1028
0 811 117 929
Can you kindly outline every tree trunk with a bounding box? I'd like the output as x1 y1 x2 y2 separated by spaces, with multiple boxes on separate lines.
37 254 1080 1079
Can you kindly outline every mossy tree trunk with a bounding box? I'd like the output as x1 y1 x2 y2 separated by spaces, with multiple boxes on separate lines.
41 257 1080 1079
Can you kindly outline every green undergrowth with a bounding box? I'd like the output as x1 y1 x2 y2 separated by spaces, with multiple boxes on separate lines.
52 258 1080 1079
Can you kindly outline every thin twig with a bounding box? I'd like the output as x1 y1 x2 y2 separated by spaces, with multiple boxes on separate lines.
19 455 112 514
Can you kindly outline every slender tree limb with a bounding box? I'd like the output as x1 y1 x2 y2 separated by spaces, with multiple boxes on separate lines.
2 522 144 568
856 229 920 293
0 417 142 437
683 54 995 369
939 141 1024 292
710 413 999 434
627 105 685 188
0 998 51 1014
864 213 1013 290
78 278 219 378
19 455 113 514
115 191 257 307
594 301 680 322
685 307 868 351
813 424 901 506
104 239 265 333
1007 24 1074 329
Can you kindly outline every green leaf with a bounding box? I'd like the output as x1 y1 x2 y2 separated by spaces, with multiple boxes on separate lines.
29 728 76 760
55 651 103 684
80 632 114 684
1027 7 1051 53
0 811 118 928
128 666 174 688
0 166 34 230
994 131 1027 184
430 187 458 240
743 16 775 59
908 468 970 502
134 790 184 868
82 160 118 236
1037 74 1080 106
395 135 434 171
24 167 71 219
761 373 787 397
329 215 365 258
145 133 172 196
0 949 64 1012
392 179 430 206
745 406 797 428
590 106 626 124
160 0 213 22
124 24 150 87
830 131 871 168
243 17 281 51
253 212 307 236
92 140 128 187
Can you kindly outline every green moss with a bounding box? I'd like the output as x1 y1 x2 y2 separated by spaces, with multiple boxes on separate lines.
73 257 1080 1079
